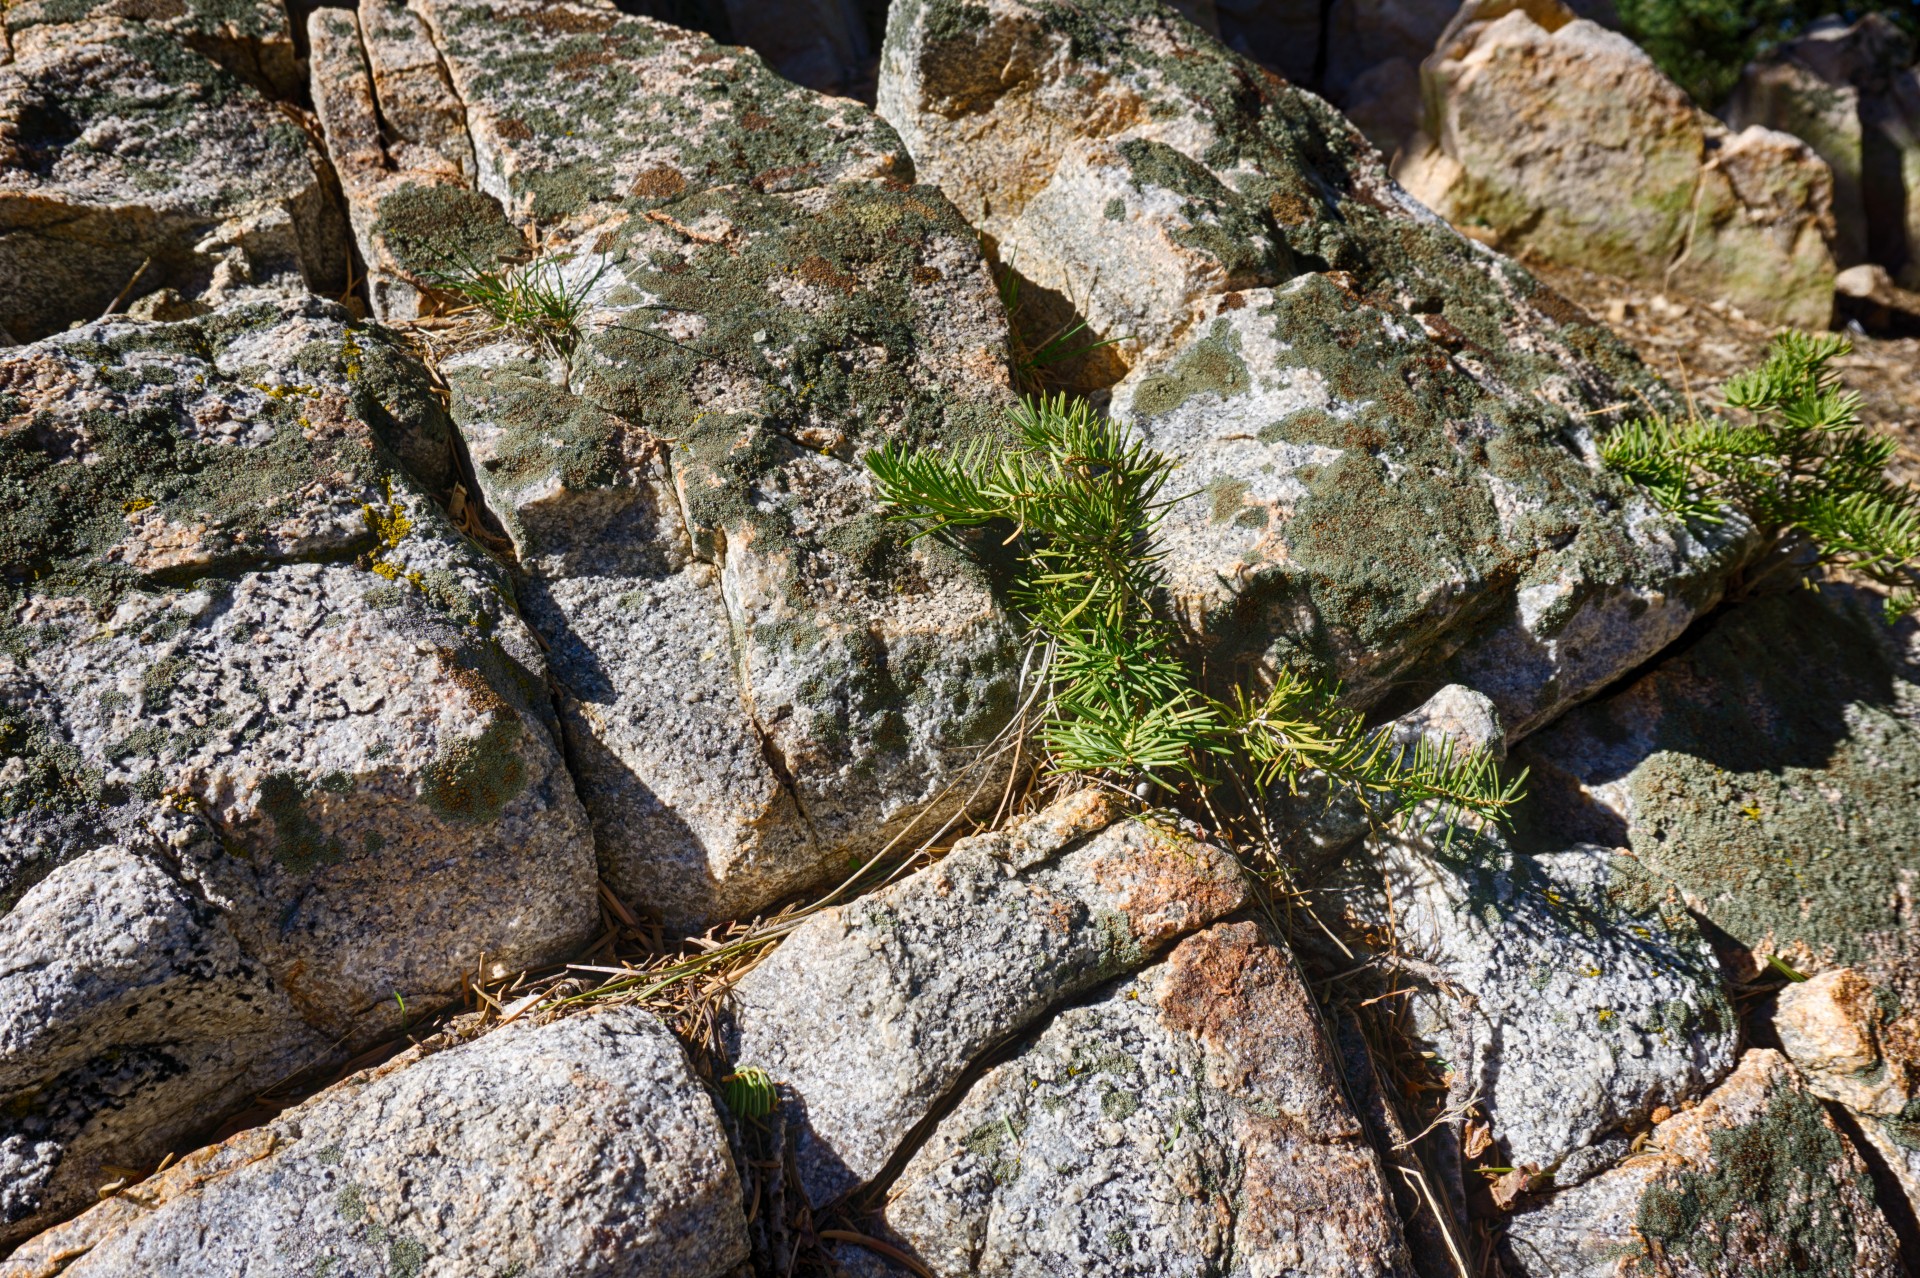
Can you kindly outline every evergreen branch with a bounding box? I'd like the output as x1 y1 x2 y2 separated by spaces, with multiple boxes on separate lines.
866 394 1521 833
1603 331 1920 618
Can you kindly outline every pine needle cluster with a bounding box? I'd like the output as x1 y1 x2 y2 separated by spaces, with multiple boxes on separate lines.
866 394 1520 833
1601 332 1920 619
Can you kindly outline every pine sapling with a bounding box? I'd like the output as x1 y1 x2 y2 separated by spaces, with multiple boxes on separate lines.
866 393 1520 834
1602 331 1920 618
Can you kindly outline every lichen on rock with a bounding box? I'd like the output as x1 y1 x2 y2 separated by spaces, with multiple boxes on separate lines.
0 1008 748 1278
1397 0 1838 328
884 920 1418 1277
1503 1049 1903 1276
0 23 347 341
1518 587 1920 989
880 0 1749 739
0 299 596 1246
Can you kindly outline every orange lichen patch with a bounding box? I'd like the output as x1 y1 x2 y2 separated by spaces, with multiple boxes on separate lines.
630 165 688 200
432 647 512 718
519 3 615 35
1157 923 1355 1135
0 1125 281 1278
1084 824 1246 949
794 255 858 294
296 390 369 444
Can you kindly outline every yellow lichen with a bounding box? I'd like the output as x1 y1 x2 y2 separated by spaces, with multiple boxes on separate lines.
363 480 413 553
362 480 419 589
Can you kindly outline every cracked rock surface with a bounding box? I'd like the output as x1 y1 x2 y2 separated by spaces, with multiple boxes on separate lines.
880 0 1747 740
423 33 1024 925
0 299 596 1244
0 1008 746 1278
1503 1049 1903 1276
723 789 1247 1205
0 20 345 342
1518 586 1920 992
885 920 1416 1277
1374 831 1739 1178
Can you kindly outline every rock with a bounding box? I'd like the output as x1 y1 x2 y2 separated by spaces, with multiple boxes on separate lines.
440 108 1021 927
1502 1049 1904 1276
306 1 509 323
1517 587 1920 990
1375 830 1739 1179
723 790 1247 1206
883 920 1416 1277
0 831 329 1251
1835 262 1920 335
1726 14 1920 286
880 0 1746 739
1397 0 1837 328
1387 681 1507 759
310 0 904 319
308 4 1031 929
0 299 597 1242
0 22 348 343
0 1007 748 1277
1323 684 1738 1184
3 0 301 96
1775 967 1920 1215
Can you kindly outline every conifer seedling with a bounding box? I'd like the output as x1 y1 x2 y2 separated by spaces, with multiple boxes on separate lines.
1602 331 1920 619
867 394 1521 834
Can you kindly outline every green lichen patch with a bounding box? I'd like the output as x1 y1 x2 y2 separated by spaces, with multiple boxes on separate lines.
422 715 527 824
425 0 900 224
1635 1084 1880 1277
0 304 471 614
577 180 1011 579
257 772 348 874
1125 319 1249 420
1542 589 1920 971
370 183 524 281
1112 138 1291 286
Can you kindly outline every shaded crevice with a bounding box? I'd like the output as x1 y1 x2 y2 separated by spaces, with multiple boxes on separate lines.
1824 1099 1920 1273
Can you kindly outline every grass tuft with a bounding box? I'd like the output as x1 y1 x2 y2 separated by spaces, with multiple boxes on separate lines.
424 251 604 362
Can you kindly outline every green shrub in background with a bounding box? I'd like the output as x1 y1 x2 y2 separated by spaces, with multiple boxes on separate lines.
1615 0 1919 107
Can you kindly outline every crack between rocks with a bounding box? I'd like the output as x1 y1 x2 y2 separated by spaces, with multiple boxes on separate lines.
1822 1099 1920 1272
407 0 488 206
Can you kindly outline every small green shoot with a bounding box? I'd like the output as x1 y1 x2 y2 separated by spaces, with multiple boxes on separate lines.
424 251 604 362
1767 954 1810 982
722 1066 778 1119
1602 331 1920 619
867 393 1520 834
996 269 1125 392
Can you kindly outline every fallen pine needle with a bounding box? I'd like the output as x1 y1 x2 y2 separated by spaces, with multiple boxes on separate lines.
817 1230 936 1278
